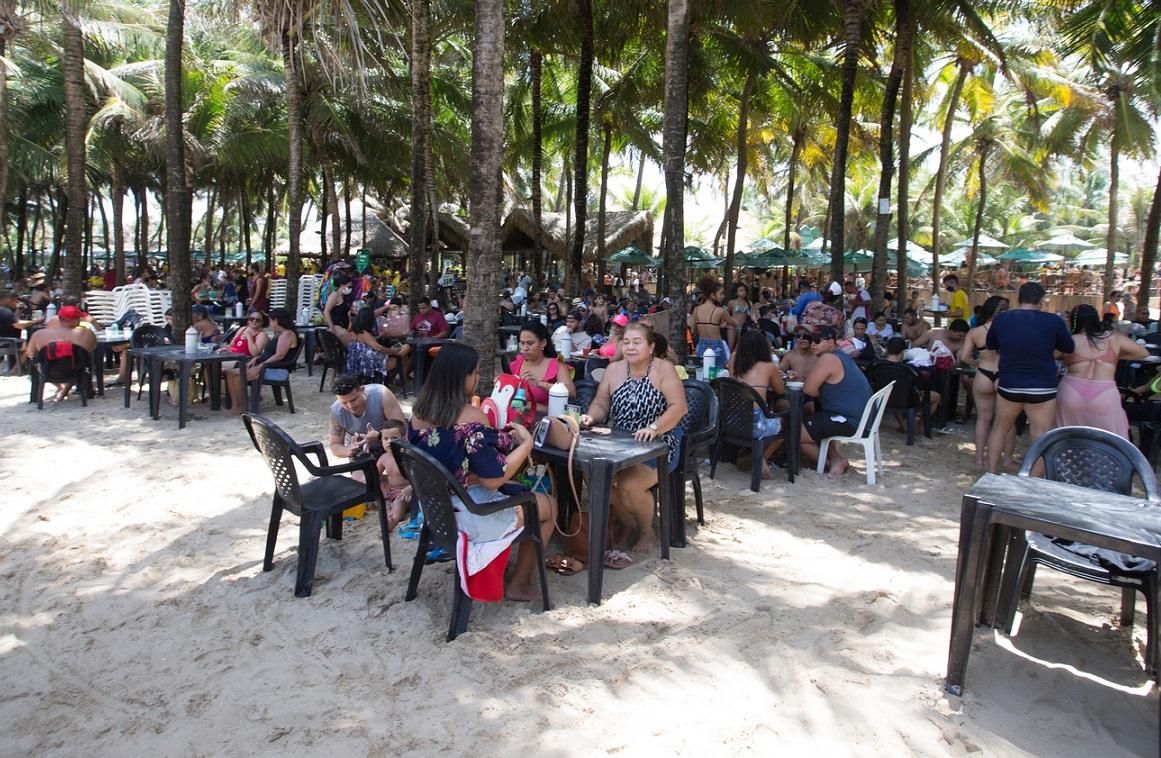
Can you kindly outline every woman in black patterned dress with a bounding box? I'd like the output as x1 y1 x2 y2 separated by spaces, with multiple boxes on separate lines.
579 322 687 562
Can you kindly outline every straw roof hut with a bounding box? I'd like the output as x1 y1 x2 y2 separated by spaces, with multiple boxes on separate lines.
365 215 409 258
500 208 653 260
437 212 471 253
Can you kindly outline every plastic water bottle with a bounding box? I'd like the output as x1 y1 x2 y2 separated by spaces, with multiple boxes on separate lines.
548 382 569 417
931 293 941 313
299 306 311 325
45 303 57 320
235 301 244 318
702 347 715 379
184 325 199 353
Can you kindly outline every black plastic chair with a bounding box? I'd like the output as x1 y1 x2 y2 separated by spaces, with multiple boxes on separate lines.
583 356 609 381
29 342 91 409
867 360 931 445
675 378 718 525
130 324 169 399
572 378 599 413
391 439 550 641
0 336 24 376
243 413 391 597
996 426 1161 673
316 329 347 392
709 377 788 491
250 336 305 414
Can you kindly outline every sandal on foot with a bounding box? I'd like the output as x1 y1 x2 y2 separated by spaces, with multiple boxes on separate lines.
603 549 633 570
546 555 586 576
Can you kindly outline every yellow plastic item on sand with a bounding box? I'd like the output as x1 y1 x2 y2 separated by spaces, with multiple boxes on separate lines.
343 504 366 520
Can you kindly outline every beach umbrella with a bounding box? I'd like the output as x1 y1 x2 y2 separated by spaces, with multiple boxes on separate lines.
746 249 810 268
747 238 783 252
951 233 1008 250
997 248 1064 263
804 236 829 250
683 246 716 262
1036 232 1096 252
1071 248 1128 266
889 259 931 277
688 257 726 269
887 238 931 258
842 249 875 270
604 244 659 267
941 248 999 266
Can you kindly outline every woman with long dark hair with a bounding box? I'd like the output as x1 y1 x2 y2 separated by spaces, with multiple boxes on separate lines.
545 301 564 331
344 306 396 381
510 320 574 405
1056 303 1147 437
728 330 787 479
409 343 557 601
958 295 1012 467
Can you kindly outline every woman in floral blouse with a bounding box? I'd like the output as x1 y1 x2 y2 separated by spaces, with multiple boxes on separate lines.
409 343 557 601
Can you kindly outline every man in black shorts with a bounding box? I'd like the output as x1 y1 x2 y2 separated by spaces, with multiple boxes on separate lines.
801 326 873 476
984 282 1074 472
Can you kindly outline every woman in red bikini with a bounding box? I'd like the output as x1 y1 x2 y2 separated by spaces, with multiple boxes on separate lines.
1056 304 1148 438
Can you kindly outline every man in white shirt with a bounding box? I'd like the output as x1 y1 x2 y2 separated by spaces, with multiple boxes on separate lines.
552 309 592 355
846 279 871 321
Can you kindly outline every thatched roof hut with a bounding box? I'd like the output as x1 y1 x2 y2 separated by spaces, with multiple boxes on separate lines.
500 208 653 260
365 216 409 259
437 212 471 253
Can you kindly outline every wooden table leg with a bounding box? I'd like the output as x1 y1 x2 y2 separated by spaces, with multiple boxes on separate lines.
946 494 991 695
659 450 675 554
178 363 191 429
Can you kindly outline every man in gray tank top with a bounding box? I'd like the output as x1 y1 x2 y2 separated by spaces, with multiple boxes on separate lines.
327 373 407 459
800 326 872 477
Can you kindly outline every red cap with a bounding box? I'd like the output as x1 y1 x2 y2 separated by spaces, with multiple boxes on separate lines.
58 306 83 321
612 313 630 327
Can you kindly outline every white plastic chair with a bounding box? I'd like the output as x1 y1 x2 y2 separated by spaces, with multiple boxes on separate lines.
816 381 895 485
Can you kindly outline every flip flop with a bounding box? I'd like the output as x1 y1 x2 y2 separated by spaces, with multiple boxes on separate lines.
603 549 633 570
546 555 586 576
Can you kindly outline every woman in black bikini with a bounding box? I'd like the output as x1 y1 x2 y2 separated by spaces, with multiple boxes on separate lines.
958 295 1012 468
689 275 730 369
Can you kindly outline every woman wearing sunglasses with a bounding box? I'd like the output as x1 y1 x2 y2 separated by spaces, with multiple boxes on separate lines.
222 310 270 413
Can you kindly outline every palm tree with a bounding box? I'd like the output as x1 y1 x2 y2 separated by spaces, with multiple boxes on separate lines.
462 0 505 386
566 0 593 295
164 0 192 332
408 0 431 304
60 7 87 296
661 0 689 356
0 2 19 259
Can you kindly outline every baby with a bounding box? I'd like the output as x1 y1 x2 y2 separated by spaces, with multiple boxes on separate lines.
377 419 413 529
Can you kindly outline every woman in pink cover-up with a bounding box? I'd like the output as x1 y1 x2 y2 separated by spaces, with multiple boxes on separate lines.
1055 304 1148 439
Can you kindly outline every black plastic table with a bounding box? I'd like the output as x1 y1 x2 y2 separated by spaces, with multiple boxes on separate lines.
785 384 805 482
1 335 25 375
406 337 454 395
945 473 1161 752
292 324 319 377
92 331 131 397
533 429 671 605
125 345 248 429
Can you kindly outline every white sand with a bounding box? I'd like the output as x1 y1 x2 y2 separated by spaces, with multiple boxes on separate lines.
0 370 1156 756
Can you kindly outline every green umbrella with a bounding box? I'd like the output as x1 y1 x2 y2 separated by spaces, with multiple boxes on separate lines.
843 249 875 270
684 246 716 262
688 256 726 269
747 238 783 253
997 248 1063 263
604 244 659 267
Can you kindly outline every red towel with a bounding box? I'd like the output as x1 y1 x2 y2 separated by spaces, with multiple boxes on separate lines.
456 531 511 603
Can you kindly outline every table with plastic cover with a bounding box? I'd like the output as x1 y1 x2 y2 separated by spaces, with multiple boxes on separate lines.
92 331 131 397
124 345 248 429
533 429 671 605
945 473 1161 753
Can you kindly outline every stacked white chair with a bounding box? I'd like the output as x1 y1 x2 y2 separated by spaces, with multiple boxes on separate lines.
83 291 117 325
297 275 322 313
270 279 288 310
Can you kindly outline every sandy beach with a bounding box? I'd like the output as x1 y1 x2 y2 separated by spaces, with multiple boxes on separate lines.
0 369 1156 756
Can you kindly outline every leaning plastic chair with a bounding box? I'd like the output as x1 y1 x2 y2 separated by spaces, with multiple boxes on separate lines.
710 377 788 492
815 381 895 485
583 356 609 381
676 379 718 524
867 360 930 445
242 413 391 597
391 439 550 641
29 342 91 409
996 425 1161 673
130 324 169 400
249 337 305 414
316 329 347 392
572 379 599 413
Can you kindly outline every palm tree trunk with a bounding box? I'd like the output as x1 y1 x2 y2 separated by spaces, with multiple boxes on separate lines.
1138 165 1161 310
826 0 867 287
97 190 110 261
725 67 757 291
61 11 87 297
137 185 149 270
282 30 304 313
567 0 594 295
662 0 690 357
241 186 253 267
967 143 992 298
319 183 329 260
896 59 914 303
0 32 9 257
165 0 192 330
1104 134 1120 297
327 169 341 259
14 186 26 278
265 183 277 270
343 181 352 256
48 188 65 282
632 151 646 210
463 0 505 388
931 58 969 293
409 0 432 304
203 188 216 264
784 128 803 254
870 0 911 312
111 170 125 283
597 121 612 285
531 50 544 282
